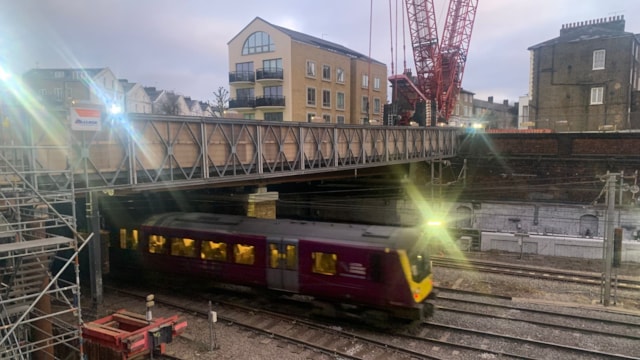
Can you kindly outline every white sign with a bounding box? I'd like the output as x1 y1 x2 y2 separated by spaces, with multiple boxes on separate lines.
70 107 101 131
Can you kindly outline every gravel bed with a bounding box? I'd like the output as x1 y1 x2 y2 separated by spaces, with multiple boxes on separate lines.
93 252 639 359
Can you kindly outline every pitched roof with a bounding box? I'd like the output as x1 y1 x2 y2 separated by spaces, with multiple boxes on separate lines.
23 67 107 80
529 16 633 50
236 17 385 65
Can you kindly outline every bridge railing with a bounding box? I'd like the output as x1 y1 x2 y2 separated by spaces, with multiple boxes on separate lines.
27 113 462 193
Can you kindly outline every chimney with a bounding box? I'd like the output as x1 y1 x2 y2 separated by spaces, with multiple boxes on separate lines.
503 99 509 106
488 96 493 103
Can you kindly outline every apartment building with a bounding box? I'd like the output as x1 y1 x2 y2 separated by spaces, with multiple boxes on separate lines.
528 16 640 131
227 17 387 124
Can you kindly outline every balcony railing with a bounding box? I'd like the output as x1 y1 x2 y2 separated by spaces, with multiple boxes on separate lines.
229 71 255 83
255 95 285 107
256 68 284 81
228 97 256 109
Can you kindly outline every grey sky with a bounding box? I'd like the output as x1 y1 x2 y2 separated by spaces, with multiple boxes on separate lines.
1 0 637 104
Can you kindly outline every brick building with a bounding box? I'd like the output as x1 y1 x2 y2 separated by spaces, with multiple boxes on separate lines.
528 16 640 131
227 17 387 124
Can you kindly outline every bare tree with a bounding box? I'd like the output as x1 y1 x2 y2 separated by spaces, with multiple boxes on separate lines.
211 86 229 117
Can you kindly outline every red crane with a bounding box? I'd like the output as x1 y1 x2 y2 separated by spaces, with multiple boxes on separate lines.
389 0 478 126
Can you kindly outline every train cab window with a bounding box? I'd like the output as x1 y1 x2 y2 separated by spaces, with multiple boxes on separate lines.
285 245 297 270
170 237 197 258
148 234 167 254
311 252 337 275
119 228 139 249
201 240 227 261
408 252 431 282
234 244 255 265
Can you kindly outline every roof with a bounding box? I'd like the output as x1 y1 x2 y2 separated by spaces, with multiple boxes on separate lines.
232 17 385 66
23 67 107 80
529 16 634 50
144 86 164 102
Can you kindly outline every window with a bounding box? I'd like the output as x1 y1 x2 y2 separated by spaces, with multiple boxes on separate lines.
244 113 255 119
374 77 381 90
322 89 331 108
373 98 381 114
236 88 254 99
54 88 63 100
306 60 316 77
264 112 283 121
312 252 337 275
322 65 331 80
337 115 345 124
148 234 167 254
362 74 369 88
336 68 345 83
242 31 274 55
201 240 227 261
307 87 316 106
307 112 316 122
590 87 604 105
264 85 283 97
235 62 254 82
268 244 298 270
170 237 197 258
593 49 606 70
119 228 139 249
234 244 255 265
323 114 331 123
361 96 369 113
54 71 64 78
262 58 282 71
336 92 345 110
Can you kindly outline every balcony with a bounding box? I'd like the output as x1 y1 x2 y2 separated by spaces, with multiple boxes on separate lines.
229 71 255 84
256 68 283 84
255 95 285 108
229 97 256 109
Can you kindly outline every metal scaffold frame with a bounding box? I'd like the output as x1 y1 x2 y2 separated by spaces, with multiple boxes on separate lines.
0 104 85 359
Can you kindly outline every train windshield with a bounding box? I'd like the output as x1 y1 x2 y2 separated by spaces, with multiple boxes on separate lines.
408 250 431 282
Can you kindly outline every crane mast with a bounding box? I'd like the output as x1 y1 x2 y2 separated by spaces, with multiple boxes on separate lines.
389 0 478 125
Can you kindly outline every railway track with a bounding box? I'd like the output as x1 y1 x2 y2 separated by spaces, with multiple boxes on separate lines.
103 283 640 359
432 256 640 290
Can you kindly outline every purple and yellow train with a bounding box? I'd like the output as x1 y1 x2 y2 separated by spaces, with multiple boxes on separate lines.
137 212 436 322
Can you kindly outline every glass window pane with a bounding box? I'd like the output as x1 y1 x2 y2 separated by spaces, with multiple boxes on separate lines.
234 244 255 265
148 234 166 254
201 240 227 261
311 252 337 275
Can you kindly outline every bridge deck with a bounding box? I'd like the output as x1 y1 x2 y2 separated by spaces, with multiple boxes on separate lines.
3 114 462 194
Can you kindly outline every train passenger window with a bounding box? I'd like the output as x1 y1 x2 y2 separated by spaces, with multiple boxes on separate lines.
311 252 337 275
170 237 197 258
119 228 139 249
148 234 167 254
201 241 227 261
285 245 297 270
234 244 255 265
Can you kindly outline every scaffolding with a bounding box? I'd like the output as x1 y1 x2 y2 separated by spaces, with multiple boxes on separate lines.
0 95 84 359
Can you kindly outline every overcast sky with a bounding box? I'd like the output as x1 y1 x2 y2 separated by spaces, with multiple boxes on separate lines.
2 0 638 104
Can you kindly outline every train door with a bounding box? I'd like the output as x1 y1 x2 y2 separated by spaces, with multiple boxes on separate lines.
266 238 299 292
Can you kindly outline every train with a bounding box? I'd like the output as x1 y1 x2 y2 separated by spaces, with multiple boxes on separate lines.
127 212 437 323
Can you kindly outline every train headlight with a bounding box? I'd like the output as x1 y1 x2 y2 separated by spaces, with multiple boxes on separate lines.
413 288 421 301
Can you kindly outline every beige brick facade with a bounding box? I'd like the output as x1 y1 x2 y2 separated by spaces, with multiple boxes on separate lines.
228 17 387 124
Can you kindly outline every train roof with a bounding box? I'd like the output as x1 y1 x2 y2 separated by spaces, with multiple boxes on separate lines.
142 212 421 249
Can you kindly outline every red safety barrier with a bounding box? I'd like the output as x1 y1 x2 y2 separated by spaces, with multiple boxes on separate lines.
82 309 187 359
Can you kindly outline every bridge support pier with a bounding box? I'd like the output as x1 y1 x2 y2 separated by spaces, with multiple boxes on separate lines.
246 187 278 219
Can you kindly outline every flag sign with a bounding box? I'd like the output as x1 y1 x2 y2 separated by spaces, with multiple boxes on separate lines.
70 107 101 131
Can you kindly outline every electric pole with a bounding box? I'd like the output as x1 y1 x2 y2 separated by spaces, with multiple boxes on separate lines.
603 172 617 306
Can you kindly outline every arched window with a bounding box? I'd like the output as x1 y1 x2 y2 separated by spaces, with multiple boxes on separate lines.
242 31 275 55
